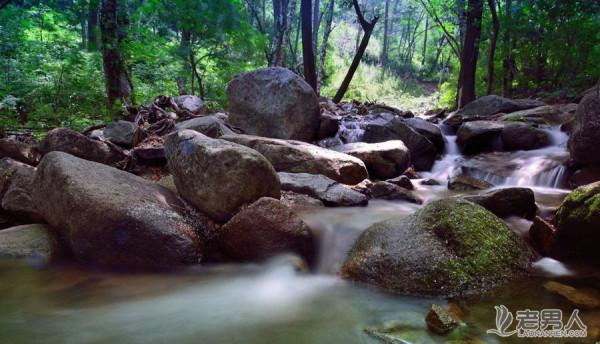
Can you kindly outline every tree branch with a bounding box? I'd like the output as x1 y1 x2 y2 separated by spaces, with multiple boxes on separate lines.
417 0 461 58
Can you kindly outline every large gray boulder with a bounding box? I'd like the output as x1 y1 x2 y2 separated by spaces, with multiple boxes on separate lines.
175 114 234 138
463 187 537 220
341 198 531 297
500 104 577 125
221 134 368 185
500 123 550 151
363 118 438 171
333 141 410 180
0 158 39 220
0 224 64 263
568 92 600 165
403 117 445 152
32 152 205 269
104 120 137 147
278 172 368 207
226 67 320 141
40 128 127 166
456 121 506 154
173 95 205 115
219 197 316 264
165 130 281 222
445 95 545 125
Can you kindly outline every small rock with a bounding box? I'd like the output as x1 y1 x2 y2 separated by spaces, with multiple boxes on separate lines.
421 178 441 186
0 138 41 165
280 191 324 211
0 158 40 221
448 175 494 191
463 187 537 219
386 175 414 190
318 112 340 140
173 95 205 115
0 224 63 263
367 181 422 204
104 120 137 147
425 304 462 335
529 216 558 256
175 115 234 138
544 281 600 309
278 172 368 207
333 141 410 180
456 121 506 154
500 123 550 151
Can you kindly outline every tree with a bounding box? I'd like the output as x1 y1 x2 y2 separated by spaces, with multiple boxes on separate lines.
333 0 378 103
457 0 483 108
301 0 317 91
270 0 291 66
486 0 499 94
87 0 99 51
380 0 390 67
100 0 133 111
317 0 334 92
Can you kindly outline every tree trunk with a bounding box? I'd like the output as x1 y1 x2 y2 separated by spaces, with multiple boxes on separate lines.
80 7 87 49
270 0 289 66
457 0 483 108
421 15 428 66
100 0 133 111
301 0 317 91
312 0 320 57
179 30 192 93
87 0 99 51
380 0 390 67
502 0 514 97
283 0 297 67
333 0 378 103
486 0 499 95
317 0 334 92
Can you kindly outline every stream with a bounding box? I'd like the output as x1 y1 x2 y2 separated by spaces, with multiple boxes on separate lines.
1 121 599 343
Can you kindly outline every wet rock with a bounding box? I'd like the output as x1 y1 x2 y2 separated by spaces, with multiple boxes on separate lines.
425 304 462 335
32 152 205 269
448 175 493 191
318 112 340 139
40 128 127 166
544 281 600 309
463 187 537 219
173 95 205 115
386 175 414 190
0 158 40 221
569 166 600 188
278 172 368 207
456 121 506 154
132 146 166 164
0 138 41 165
363 118 438 171
421 178 441 186
555 181 600 261
500 104 577 125
0 209 19 230
280 191 324 211
529 216 558 256
227 67 320 141
342 198 531 297
165 130 281 223
0 224 63 263
175 115 234 138
367 181 422 204
569 92 600 165
221 134 368 185
403 117 445 152
219 197 316 264
333 141 410 180
500 123 550 151
104 120 137 147
445 95 545 126
364 322 430 344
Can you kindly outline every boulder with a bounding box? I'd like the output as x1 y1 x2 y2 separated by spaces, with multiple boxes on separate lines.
333 141 410 180
403 118 445 152
500 123 550 151
175 115 234 138
0 158 39 220
40 128 127 166
386 175 414 190
456 121 506 154
227 67 320 141
132 146 166 164
219 197 316 264
568 92 600 165
0 224 63 263
463 187 537 219
569 166 600 188
341 198 531 297
221 134 368 185
278 172 368 206
529 216 558 257
173 95 205 115
0 138 41 165
555 181 600 261
104 120 137 147
32 151 205 269
366 181 422 204
448 174 493 191
363 118 438 171
318 112 340 140
500 104 577 125
425 304 462 335
165 130 281 222
445 95 545 125
280 191 324 211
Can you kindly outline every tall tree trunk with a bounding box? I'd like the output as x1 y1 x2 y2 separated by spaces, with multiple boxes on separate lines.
333 0 378 103
283 0 297 67
312 0 320 57
270 0 289 66
317 0 334 92
486 0 499 94
380 0 390 67
87 0 99 51
100 0 133 111
179 29 192 93
421 15 428 66
301 0 317 91
457 0 483 108
80 7 87 48
502 0 514 97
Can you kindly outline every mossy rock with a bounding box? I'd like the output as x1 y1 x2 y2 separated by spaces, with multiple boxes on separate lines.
341 198 532 297
555 181 600 261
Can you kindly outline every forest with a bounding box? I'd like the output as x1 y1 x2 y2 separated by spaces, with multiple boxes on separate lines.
1 1 600 343
1 0 598 132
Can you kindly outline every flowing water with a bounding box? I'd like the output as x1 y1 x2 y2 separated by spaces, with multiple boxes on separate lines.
1 120 599 343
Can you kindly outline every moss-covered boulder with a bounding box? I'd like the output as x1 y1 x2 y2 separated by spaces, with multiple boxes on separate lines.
555 181 600 261
341 198 531 297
